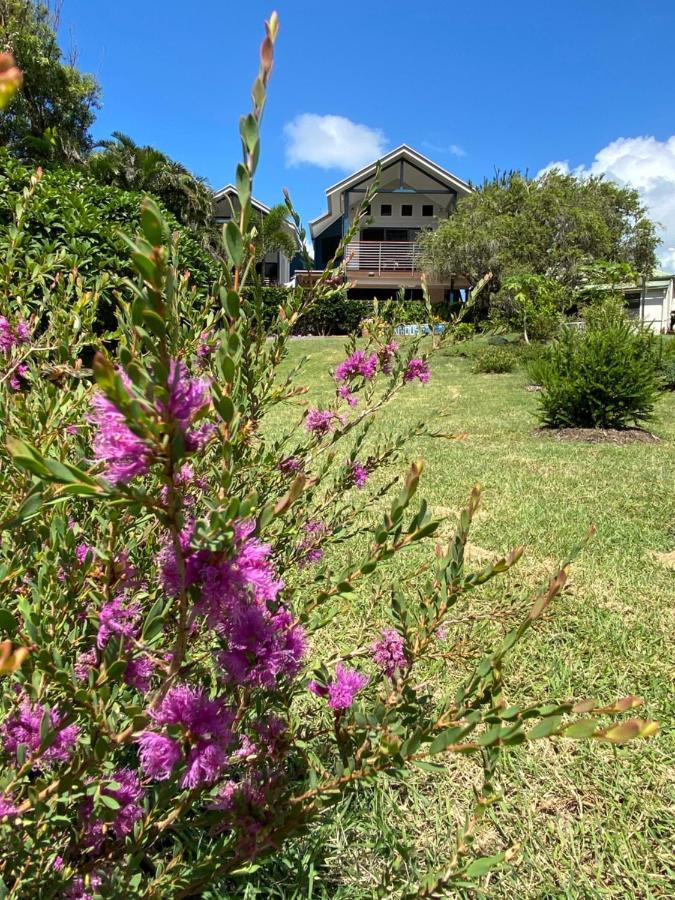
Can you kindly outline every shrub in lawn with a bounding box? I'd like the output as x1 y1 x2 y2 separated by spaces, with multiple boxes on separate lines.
0 38 658 898
656 337 675 390
530 298 663 429
474 344 517 373
453 321 475 342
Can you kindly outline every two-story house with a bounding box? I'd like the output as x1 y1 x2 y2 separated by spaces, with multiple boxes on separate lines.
213 184 299 285
309 145 472 301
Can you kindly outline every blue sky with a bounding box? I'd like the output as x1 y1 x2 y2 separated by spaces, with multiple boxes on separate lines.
58 0 675 264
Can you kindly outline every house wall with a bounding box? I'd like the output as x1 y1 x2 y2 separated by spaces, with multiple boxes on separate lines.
626 280 675 332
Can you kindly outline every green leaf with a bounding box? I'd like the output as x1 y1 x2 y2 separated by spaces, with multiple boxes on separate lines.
224 222 244 267
0 608 19 636
464 852 506 878
528 715 562 740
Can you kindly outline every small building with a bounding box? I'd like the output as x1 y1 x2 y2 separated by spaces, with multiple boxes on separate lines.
309 145 472 302
213 185 299 285
622 271 675 332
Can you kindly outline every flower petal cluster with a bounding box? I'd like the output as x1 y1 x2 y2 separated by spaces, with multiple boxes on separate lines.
160 520 304 689
334 350 378 383
90 390 153 484
379 340 399 374
305 407 337 435
0 315 30 353
371 628 407 677
296 519 329 567
81 769 144 853
1 696 78 768
310 663 368 710
404 357 431 384
90 359 214 484
349 461 369 488
138 684 235 788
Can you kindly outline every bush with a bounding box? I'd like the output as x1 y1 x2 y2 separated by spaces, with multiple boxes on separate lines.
530 300 663 428
474 344 517 373
0 26 657 898
0 150 219 332
656 337 675 390
453 322 475 342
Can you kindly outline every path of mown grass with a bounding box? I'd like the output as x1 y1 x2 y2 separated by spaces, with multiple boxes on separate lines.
267 336 675 898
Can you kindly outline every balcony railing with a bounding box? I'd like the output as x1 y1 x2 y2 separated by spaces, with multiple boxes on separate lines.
344 240 420 275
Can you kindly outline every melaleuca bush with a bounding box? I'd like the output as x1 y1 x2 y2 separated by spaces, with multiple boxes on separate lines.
0 19 659 900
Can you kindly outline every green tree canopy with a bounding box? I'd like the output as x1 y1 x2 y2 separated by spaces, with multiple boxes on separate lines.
88 132 215 235
418 169 659 316
0 0 100 162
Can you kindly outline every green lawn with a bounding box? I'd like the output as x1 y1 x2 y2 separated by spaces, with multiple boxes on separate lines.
271 336 675 898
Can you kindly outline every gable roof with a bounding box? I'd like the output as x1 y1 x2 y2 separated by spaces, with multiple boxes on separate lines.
325 144 472 197
310 144 472 238
213 184 271 216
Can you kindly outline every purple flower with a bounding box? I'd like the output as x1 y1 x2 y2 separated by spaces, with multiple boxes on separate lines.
0 792 18 818
164 360 210 426
1 697 79 768
197 330 218 359
140 684 235 787
379 340 399 374
337 384 359 407
81 769 144 853
278 456 303 476
90 390 153 484
0 316 30 353
334 350 378 383
137 731 181 780
75 543 91 565
305 408 336 436
371 628 407 677
97 596 140 649
8 362 28 391
74 648 97 682
125 655 154 692
65 873 103 900
296 519 329 568
216 606 305 689
349 461 369 489
327 664 368 710
181 741 228 789
404 357 431 384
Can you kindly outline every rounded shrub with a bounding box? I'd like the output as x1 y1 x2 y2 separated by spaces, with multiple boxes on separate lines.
473 345 517 373
530 300 663 429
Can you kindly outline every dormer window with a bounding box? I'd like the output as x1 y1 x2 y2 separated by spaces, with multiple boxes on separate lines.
380 203 392 216
401 204 413 216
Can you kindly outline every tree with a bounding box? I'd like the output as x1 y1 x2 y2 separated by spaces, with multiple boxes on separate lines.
0 0 100 162
418 170 659 318
252 202 297 263
87 131 215 234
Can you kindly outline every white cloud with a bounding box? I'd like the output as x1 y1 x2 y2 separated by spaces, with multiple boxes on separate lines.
283 113 386 171
422 141 466 158
538 135 675 269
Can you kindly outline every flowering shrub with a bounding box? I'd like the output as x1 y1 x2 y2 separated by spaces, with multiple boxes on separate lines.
0 29 659 898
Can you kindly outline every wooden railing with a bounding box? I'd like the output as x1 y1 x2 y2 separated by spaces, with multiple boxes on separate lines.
344 240 420 275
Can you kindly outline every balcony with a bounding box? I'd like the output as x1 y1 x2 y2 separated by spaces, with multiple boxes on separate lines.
344 240 421 276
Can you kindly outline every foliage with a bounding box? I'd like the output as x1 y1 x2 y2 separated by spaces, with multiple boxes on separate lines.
656 336 675 390
491 273 564 342
0 0 100 162
88 131 216 236
474 344 518 373
530 298 663 428
417 170 659 319
0 149 219 331
250 203 297 263
452 321 475 342
0 18 659 898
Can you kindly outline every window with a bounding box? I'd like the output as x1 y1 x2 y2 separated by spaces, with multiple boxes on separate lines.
401 204 413 216
364 204 371 216
380 203 392 216
422 204 434 216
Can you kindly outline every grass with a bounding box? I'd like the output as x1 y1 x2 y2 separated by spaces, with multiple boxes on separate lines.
265 335 675 898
